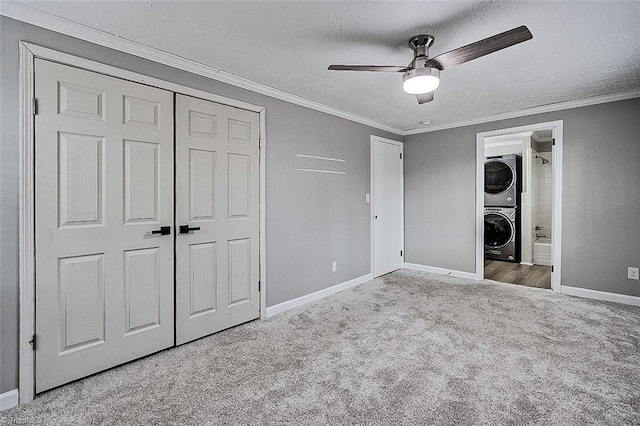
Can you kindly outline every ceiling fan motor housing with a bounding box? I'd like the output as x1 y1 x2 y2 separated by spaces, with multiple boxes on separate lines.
408 34 435 58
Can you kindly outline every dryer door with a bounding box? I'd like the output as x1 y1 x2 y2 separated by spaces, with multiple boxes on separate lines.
485 160 514 195
484 213 514 248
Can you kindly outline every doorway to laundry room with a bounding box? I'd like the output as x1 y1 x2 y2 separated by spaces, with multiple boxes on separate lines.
476 121 563 291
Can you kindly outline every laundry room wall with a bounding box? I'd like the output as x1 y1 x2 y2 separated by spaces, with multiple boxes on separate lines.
484 140 523 156
404 96 640 297
0 16 402 394
534 152 553 240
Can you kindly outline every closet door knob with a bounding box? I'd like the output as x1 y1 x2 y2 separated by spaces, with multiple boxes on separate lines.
151 226 171 235
179 225 201 234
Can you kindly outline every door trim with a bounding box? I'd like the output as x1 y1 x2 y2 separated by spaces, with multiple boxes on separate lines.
370 135 404 278
18 41 36 406
18 42 267 404
475 120 563 291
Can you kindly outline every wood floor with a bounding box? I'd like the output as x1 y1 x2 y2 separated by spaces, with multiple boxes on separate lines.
484 259 551 289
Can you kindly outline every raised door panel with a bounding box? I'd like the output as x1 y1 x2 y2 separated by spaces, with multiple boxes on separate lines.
228 154 251 219
189 110 217 139
123 140 159 224
58 81 105 121
228 238 251 305
189 242 218 317
58 254 106 354
189 149 217 221
58 132 105 228
228 118 251 145
123 248 161 336
123 95 160 129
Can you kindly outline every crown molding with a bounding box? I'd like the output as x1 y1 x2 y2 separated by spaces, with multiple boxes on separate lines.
404 89 640 136
0 0 404 136
4 1 639 138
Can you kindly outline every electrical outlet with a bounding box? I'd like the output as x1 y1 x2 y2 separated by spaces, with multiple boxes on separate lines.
628 267 639 280
332 261 337 272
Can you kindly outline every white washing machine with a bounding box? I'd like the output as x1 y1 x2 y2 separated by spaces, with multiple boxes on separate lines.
484 154 521 207
484 207 520 262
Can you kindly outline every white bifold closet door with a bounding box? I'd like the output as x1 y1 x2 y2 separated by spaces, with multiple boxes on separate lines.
34 59 175 392
175 94 260 345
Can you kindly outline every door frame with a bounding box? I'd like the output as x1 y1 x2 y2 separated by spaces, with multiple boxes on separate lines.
475 120 563 291
370 135 404 278
18 42 267 403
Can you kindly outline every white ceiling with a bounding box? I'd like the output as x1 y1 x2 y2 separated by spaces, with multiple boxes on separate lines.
10 1 640 132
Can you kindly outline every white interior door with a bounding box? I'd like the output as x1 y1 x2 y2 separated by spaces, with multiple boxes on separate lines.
34 59 175 392
175 94 260 345
372 137 404 278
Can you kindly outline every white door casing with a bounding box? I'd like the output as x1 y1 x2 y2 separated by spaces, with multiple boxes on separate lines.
475 120 563 290
34 59 175 392
371 136 404 278
175 94 260 345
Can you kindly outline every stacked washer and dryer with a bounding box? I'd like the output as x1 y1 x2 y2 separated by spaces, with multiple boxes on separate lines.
484 154 522 262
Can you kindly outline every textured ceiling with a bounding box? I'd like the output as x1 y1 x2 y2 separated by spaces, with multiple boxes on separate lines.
12 1 640 132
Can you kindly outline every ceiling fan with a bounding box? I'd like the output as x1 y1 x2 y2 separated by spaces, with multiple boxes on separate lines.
328 26 533 104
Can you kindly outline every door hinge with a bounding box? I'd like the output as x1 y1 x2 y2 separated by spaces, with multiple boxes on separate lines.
551 265 554 273
400 152 402 159
32 98 38 115
258 280 261 292
400 250 403 257
30 333 37 351
552 138 556 146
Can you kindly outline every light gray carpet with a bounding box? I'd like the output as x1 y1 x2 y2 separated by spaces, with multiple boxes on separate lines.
2 270 639 425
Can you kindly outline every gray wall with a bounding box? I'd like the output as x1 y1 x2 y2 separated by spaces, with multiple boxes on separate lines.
404 126 477 272
0 16 400 393
405 97 640 296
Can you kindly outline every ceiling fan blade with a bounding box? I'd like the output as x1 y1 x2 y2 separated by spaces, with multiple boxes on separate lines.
328 65 409 72
416 92 434 104
426 26 533 70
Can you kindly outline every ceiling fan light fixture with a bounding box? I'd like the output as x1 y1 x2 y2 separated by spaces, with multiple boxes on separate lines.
402 67 440 94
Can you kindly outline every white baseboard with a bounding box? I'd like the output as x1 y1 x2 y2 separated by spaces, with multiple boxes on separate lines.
265 273 373 318
403 262 480 280
560 285 640 307
0 389 19 411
